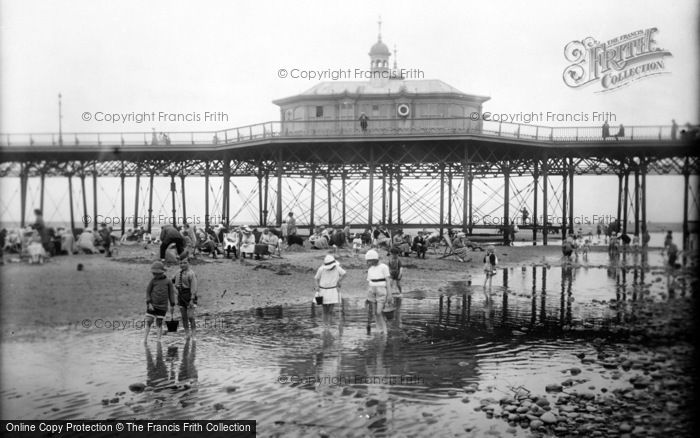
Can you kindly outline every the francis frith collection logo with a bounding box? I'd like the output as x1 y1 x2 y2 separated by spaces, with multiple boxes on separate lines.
563 28 672 92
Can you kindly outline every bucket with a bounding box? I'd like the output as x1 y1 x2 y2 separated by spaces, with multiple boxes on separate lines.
314 295 323 305
383 309 395 320
165 312 179 332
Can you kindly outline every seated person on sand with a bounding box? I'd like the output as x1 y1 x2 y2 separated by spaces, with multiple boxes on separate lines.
182 224 197 253
261 229 280 255
119 228 134 243
372 226 391 248
57 228 76 255
27 234 46 264
452 232 471 262
255 228 276 258
239 226 257 259
197 232 220 259
412 230 428 258
392 231 411 256
222 230 239 259
309 228 330 250
4 229 22 254
77 229 98 254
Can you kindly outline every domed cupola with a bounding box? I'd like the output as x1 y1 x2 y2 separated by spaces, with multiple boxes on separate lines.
369 17 391 86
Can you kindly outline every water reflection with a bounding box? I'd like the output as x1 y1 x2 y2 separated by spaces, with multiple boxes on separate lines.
2 256 693 435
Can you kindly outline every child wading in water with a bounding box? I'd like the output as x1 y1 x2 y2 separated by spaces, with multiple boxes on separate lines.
174 259 198 340
365 249 392 334
388 247 403 296
313 254 346 327
144 261 176 343
483 245 498 293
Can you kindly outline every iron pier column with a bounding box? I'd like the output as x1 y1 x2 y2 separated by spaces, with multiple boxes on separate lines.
542 157 548 245
263 170 269 227
81 172 88 229
533 161 539 245
503 162 510 246
341 172 347 226
180 175 187 225
68 173 75 233
204 162 210 230
120 164 125 235
276 150 283 226
92 164 98 231
439 164 445 236
170 174 177 228
683 157 690 252
310 167 316 231
147 171 154 234
447 165 452 227
368 146 375 227
462 151 468 232
257 168 264 226
616 172 623 231
222 158 231 225
39 171 45 214
134 166 141 229
19 164 27 228
622 170 629 236
388 168 393 225
381 167 387 224
568 158 574 234
327 173 333 226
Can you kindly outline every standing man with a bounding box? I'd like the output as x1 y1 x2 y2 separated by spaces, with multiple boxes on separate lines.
359 113 369 132
521 208 529 225
160 223 185 261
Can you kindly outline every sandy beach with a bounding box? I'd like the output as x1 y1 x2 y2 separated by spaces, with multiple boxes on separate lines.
0 240 684 339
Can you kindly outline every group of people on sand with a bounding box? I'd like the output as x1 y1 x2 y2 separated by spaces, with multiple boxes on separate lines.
0 209 118 265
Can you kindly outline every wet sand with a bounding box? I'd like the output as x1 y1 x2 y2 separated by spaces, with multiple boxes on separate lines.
1 242 697 436
0 242 668 338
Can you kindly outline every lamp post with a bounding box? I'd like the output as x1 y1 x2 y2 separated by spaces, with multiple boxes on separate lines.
58 93 63 146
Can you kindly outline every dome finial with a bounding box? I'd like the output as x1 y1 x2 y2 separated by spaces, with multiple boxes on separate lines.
377 15 382 42
393 44 397 70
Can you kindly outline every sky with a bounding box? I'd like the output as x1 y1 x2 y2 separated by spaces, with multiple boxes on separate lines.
0 0 698 226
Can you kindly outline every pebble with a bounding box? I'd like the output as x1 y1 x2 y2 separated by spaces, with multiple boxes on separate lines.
128 383 146 392
545 384 563 392
619 422 633 432
529 419 544 430
540 411 558 424
570 367 582 375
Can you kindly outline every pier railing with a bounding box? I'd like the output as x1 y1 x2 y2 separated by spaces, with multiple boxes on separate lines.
0 118 691 148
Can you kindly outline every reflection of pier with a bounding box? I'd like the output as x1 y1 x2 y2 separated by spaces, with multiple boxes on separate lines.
1 120 698 248
430 263 668 335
